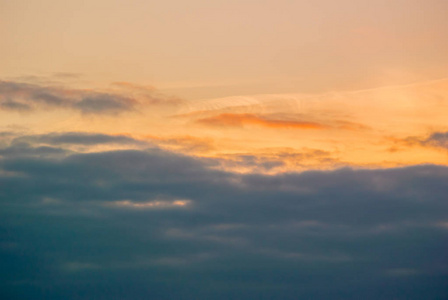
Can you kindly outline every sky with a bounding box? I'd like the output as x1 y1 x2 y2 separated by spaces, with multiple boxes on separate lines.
1 1 448 299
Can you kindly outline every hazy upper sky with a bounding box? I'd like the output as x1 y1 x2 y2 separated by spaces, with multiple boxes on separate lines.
1 1 448 299
2 0 448 97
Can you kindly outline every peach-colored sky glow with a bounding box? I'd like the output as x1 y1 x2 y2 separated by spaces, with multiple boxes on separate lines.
1 0 448 173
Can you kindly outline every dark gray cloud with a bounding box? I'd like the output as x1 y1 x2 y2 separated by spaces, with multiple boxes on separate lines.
0 80 140 115
0 137 447 299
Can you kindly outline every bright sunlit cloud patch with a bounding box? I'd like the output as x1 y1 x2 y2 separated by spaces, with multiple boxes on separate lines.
108 199 192 209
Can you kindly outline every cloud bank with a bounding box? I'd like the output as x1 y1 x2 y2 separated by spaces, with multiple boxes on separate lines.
1 133 447 300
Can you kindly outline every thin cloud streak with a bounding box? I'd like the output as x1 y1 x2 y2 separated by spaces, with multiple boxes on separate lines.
196 113 326 129
0 80 181 115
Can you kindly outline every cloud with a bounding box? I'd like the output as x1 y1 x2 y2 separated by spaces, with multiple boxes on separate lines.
0 134 447 299
0 143 68 158
111 81 183 105
215 148 342 173
391 131 448 152
146 135 216 153
1 157 447 298
0 80 179 115
107 199 192 209
196 113 326 129
13 132 148 147
72 94 136 114
0 100 32 111
218 154 285 173
0 132 149 159
423 132 448 150
0 80 136 115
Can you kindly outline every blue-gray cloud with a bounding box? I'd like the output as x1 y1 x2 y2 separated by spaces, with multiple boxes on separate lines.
12 132 149 147
0 136 447 300
0 132 150 159
0 80 175 115
397 131 448 152
423 131 448 150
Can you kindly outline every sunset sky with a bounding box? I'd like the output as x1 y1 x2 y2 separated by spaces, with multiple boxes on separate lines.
1 1 448 299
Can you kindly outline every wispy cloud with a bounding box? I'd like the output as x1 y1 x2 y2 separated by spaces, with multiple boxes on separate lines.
423 132 448 150
0 80 180 115
0 80 136 114
13 132 148 147
145 135 216 153
390 131 448 152
196 113 326 129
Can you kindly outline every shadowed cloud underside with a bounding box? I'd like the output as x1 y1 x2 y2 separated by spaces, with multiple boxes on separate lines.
1 139 447 299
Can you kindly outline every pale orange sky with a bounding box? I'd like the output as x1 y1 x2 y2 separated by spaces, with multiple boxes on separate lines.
1 0 448 172
1 0 448 97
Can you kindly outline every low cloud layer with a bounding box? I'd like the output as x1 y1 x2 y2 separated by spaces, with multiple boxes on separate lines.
1 133 447 299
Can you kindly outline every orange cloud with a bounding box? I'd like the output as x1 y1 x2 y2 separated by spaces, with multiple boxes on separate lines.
196 113 325 129
334 120 370 131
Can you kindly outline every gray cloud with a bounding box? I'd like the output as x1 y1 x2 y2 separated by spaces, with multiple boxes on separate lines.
394 131 448 152
423 131 448 149
0 132 150 159
0 136 447 300
0 100 32 111
12 132 148 147
72 95 137 114
0 143 68 158
0 80 146 115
